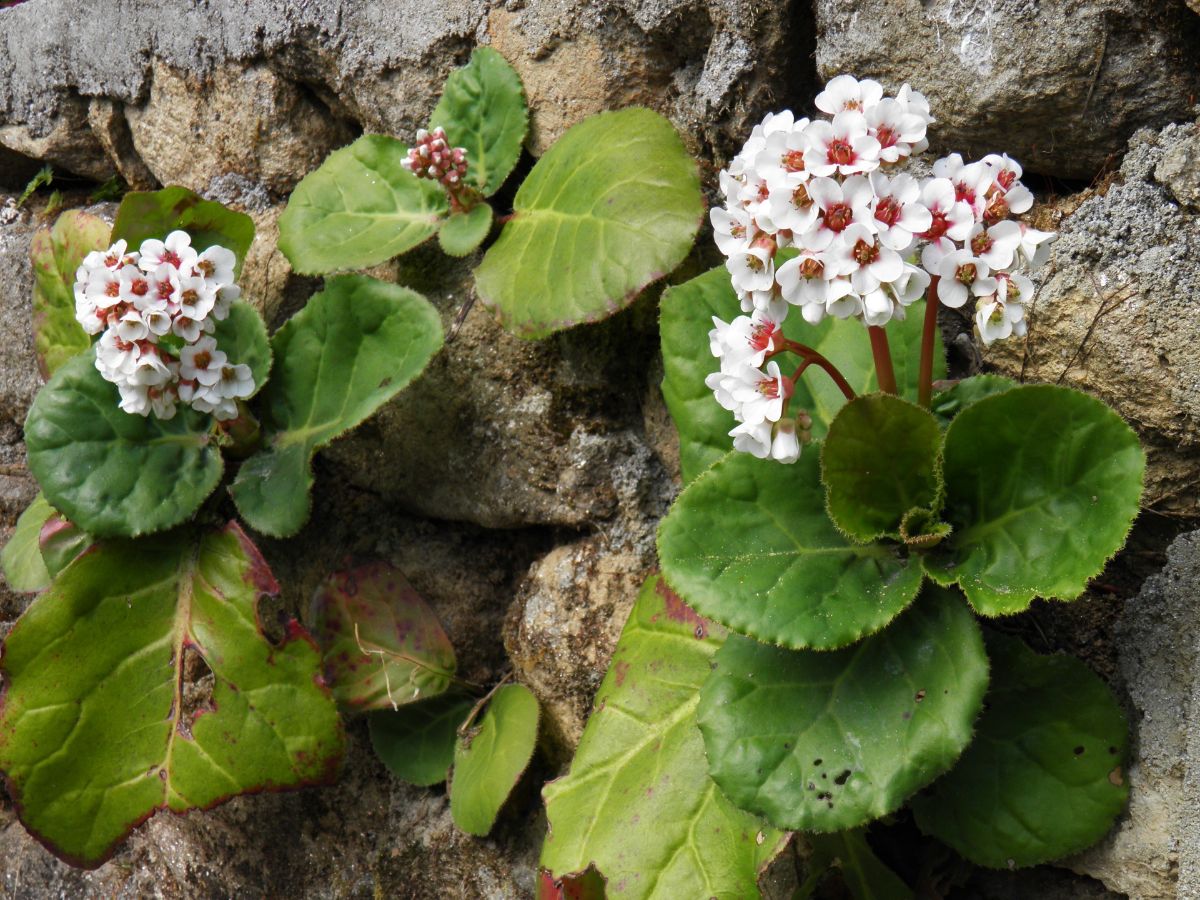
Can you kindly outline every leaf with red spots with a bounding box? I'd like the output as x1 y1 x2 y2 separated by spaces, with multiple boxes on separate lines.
536 866 606 900
0 522 345 867
30 209 110 378
541 576 785 898
313 562 457 712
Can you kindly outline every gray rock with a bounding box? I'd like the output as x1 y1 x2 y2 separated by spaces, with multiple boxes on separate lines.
1067 529 1200 899
984 118 1200 516
1156 126 1200 210
814 0 1200 179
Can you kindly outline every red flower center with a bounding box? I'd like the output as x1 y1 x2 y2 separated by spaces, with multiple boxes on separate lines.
970 232 993 256
956 263 978 286
874 197 902 228
783 150 806 173
853 239 879 266
923 211 950 241
875 125 898 149
826 203 854 232
799 258 824 279
827 139 855 167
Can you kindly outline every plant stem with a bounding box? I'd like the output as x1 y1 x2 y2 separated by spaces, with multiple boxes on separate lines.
779 340 856 401
918 276 941 408
868 326 898 395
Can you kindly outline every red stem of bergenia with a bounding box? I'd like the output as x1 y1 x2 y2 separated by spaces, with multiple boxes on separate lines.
777 339 856 401
868 326 898 395
918 276 941 408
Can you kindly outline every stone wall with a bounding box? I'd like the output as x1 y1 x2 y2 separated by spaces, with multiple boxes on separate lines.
1 0 1199 897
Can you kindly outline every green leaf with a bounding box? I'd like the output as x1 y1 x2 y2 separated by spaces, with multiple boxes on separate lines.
697 586 988 833
822 394 942 543
804 831 915 900
277 135 449 275
930 374 1017 428
924 385 1144 615
541 577 785 898
0 522 345 866
368 693 474 787
313 561 457 711
30 210 110 378
658 263 944 485
475 108 702 339
449 683 540 836
209 301 272 398
24 349 223 538
911 633 1129 868
438 202 493 257
1 494 53 592
430 46 528 197
110 187 255 276
657 450 925 649
229 275 444 537
38 514 93 578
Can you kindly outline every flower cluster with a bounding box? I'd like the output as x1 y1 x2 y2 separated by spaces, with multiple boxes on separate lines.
707 75 1056 462
401 127 469 189
73 231 252 421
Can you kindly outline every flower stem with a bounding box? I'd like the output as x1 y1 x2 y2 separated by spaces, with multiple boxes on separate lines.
779 339 856 401
868 326 898 395
918 276 941 408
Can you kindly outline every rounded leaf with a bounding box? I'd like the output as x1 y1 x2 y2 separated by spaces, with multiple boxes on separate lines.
111 187 255 276
911 633 1129 868
24 349 223 538
429 46 528 197
475 108 702 339
697 586 989 833
926 385 1144 615
930 374 1017 428
822 394 942 543
438 202 493 257
657 450 925 649
278 135 449 274
368 693 474 787
449 683 540 836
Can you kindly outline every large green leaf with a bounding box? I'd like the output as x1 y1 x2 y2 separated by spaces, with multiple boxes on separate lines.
658 263 944 485
0 522 345 866
368 693 474 787
697 587 988 833
209 300 272 398
657 450 924 649
449 683 540 836
30 210 110 378
1 494 53 592
930 374 1017 428
277 135 449 274
475 108 702 339
925 385 1144 615
429 46 528 197
110 187 255 275
822 394 942 543
312 561 457 711
229 275 444 537
24 349 223 538
541 577 785 898
911 633 1129 868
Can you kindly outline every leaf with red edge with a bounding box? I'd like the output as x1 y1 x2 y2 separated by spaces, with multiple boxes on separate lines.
537 867 607 900
30 209 110 378
0 522 345 867
312 561 457 711
38 512 93 579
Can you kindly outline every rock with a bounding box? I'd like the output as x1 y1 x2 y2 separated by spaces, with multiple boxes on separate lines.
124 61 356 201
814 0 1200 179
1067 529 1200 899
0 94 114 183
983 119 1200 516
86 99 158 191
1156 124 1200 209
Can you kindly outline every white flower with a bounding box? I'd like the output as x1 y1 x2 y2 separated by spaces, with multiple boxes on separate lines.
115 311 149 343
891 264 931 308
172 316 203 343
827 223 904 294
769 418 802 463
726 359 789 425
976 294 1027 345
825 278 861 319
866 99 927 163
776 253 832 311
918 177 974 243
1016 224 1056 270
967 220 1022 270
709 311 783 371
711 206 755 256
726 243 775 293
194 245 236 284
138 230 197 273
177 274 217 321
764 175 820 236
802 175 873 250
730 419 773 459
936 250 997 308
217 363 255 400
869 172 932 251
803 111 881 178
815 75 884 116
179 336 226 387
95 330 140 378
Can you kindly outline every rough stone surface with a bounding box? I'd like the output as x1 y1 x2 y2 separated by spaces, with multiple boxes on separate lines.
815 0 1200 179
985 118 1200 515
1068 529 1200 899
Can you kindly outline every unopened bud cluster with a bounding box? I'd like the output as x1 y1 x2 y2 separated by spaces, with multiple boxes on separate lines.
73 231 253 421
401 127 469 188
708 75 1057 463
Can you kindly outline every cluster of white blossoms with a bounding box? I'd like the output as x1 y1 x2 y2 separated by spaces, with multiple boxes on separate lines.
73 231 253 420
707 74 1056 462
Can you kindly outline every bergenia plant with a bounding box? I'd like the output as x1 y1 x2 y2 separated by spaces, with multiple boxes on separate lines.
538 77 1145 897
0 186 446 866
278 47 703 339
